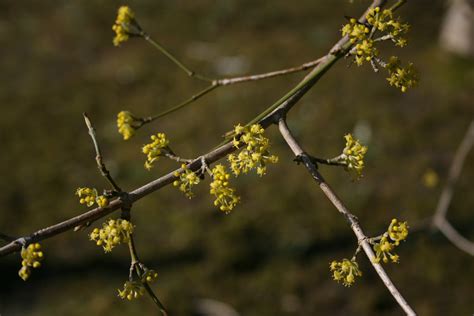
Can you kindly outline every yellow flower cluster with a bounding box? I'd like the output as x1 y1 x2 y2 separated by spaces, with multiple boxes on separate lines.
76 187 109 208
117 111 137 140
366 7 409 47
112 6 135 46
210 164 240 213
340 134 368 178
342 18 377 66
18 243 44 281
342 7 410 66
142 133 169 170
388 218 409 245
373 236 400 263
342 18 370 43
173 164 201 199
373 218 409 263
386 57 418 92
141 269 158 283
118 281 145 300
89 219 134 252
228 124 278 176
329 258 362 287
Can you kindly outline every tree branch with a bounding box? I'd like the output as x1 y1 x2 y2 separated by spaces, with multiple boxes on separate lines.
277 118 416 316
432 120 474 256
83 113 122 192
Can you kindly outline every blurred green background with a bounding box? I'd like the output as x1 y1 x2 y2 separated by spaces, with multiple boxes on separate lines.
0 0 473 315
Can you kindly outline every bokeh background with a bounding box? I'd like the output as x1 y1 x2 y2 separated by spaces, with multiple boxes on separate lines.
0 0 473 315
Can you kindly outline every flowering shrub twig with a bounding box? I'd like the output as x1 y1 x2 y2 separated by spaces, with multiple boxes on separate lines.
432 120 474 256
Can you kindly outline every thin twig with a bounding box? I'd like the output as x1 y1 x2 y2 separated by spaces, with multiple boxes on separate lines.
432 120 474 256
137 57 324 128
215 57 325 86
83 113 122 192
310 155 346 167
277 118 416 316
142 33 213 83
142 83 218 124
128 234 168 316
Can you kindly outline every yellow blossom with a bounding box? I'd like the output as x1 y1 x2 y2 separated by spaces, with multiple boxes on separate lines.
141 269 158 284
329 258 362 287
118 281 145 300
388 218 409 245
117 111 138 140
210 164 240 213
228 124 278 176
89 219 134 252
18 243 44 281
76 187 109 208
373 236 399 263
112 6 136 46
173 164 200 198
142 133 169 170
339 134 368 178
386 56 418 92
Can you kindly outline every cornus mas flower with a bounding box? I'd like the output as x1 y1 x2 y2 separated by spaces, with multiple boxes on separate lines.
210 164 240 213
386 56 418 92
228 124 278 176
341 6 417 89
89 219 134 252
366 7 409 47
342 18 377 66
373 236 400 263
141 269 158 283
329 258 362 287
76 187 109 208
339 134 368 178
18 243 44 281
118 281 145 300
142 133 169 170
117 111 139 140
173 164 200 198
388 218 409 245
112 6 137 46
342 18 370 43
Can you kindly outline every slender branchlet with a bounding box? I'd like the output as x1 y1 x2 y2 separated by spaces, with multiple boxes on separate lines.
277 118 415 315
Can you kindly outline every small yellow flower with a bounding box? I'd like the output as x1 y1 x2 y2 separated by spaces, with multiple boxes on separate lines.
340 134 368 179
76 187 108 208
173 164 200 198
388 219 409 245
118 281 145 300
373 236 399 263
386 56 418 92
76 187 98 207
96 195 109 208
89 219 134 252
141 269 158 284
117 111 139 140
228 124 278 176
142 133 170 170
112 6 137 46
18 243 44 281
329 258 362 287
210 164 240 213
